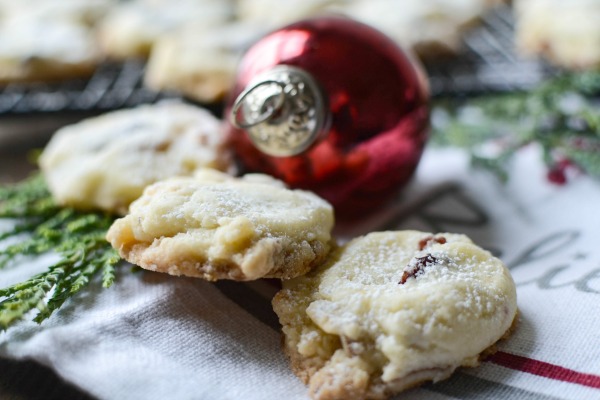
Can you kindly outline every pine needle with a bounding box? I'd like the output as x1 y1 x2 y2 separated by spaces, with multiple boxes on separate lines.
432 71 600 183
0 174 120 330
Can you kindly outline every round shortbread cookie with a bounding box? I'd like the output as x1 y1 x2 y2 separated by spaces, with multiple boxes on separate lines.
144 21 266 103
0 18 100 83
235 0 499 59
0 0 115 26
235 0 344 28
272 231 517 400
39 101 232 215
339 0 498 58
515 0 600 70
97 0 233 59
106 169 335 281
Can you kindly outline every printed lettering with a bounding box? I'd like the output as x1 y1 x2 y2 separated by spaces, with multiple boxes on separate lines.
516 266 600 295
508 231 580 270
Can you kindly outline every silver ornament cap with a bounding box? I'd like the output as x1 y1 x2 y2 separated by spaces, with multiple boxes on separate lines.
230 65 329 157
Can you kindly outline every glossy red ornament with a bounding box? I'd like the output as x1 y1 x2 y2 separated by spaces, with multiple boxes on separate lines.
225 16 429 216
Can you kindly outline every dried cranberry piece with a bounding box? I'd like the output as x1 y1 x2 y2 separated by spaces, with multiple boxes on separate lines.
399 254 438 284
418 236 447 251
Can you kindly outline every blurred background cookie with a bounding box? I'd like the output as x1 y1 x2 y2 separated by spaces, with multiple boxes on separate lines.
144 21 266 103
0 18 100 83
235 0 347 30
338 0 501 58
515 0 600 70
0 0 109 83
39 101 232 215
0 0 116 26
97 0 234 59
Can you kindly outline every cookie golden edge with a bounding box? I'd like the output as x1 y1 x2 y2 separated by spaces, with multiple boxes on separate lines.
113 232 335 282
280 312 518 400
106 170 335 281
272 230 518 400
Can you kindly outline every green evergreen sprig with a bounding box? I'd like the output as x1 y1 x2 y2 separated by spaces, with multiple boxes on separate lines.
0 174 120 330
432 71 600 183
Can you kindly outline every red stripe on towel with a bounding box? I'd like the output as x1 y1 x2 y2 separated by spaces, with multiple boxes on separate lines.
489 351 600 389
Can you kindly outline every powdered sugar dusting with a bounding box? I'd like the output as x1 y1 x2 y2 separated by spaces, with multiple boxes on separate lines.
284 230 517 385
107 168 335 280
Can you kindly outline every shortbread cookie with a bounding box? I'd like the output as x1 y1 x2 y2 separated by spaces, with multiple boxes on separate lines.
0 0 115 26
235 0 346 29
145 21 266 103
515 0 600 70
106 169 334 281
236 0 498 58
97 0 233 59
339 0 498 57
273 231 517 400
39 101 231 215
0 18 100 83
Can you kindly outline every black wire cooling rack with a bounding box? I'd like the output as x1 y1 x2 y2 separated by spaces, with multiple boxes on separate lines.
0 60 175 116
424 3 555 96
0 3 553 117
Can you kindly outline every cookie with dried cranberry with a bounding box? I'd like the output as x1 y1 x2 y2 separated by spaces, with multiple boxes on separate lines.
272 230 517 400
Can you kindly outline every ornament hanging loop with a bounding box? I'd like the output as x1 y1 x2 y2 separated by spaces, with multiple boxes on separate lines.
230 80 286 129
228 65 329 157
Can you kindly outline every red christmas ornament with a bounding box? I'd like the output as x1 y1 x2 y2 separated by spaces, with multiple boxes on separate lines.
225 16 429 216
